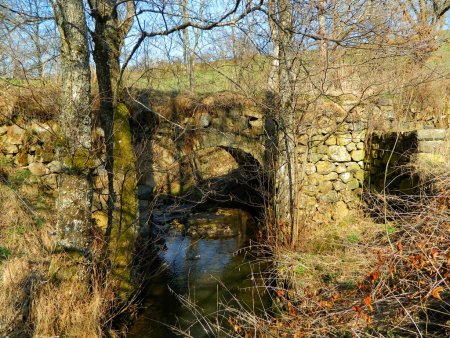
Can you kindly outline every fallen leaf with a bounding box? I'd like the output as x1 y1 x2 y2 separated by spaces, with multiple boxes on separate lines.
397 241 403 254
431 286 444 300
364 295 373 312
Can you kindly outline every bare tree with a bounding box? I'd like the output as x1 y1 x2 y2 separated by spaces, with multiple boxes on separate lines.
50 0 92 250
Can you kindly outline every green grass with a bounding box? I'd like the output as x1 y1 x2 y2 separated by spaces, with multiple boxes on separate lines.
10 169 31 185
0 246 11 261
124 56 271 94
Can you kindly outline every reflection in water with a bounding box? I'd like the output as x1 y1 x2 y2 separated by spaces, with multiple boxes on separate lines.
128 232 267 337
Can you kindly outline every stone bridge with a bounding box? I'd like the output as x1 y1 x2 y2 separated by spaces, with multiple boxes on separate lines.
133 100 272 201
131 92 449 224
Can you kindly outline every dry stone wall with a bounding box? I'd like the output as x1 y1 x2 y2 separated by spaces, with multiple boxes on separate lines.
1 107 448 226
0 121 61 189
296 124 367 222
0 120 108 213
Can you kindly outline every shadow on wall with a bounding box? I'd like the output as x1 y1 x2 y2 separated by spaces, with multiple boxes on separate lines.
366 131 419 195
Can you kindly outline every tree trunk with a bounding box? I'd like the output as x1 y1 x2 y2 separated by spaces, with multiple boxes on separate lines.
52 0 92 250
89 0 137 298
318 0 328 73
179 0 194 91
268 0 299 245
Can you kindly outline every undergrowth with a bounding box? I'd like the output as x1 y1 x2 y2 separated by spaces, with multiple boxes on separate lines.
175 169 450 337
0 163 116 338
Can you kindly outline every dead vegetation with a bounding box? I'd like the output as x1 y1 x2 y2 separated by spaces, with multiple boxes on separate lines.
0 161 116 338
174 168 450 337
0 84 61 124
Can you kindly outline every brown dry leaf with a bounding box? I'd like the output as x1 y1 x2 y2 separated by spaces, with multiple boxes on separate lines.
352 305 363 315
367 270 380 283
397 241 403 254
431 248 439 262
364 295 373 312
431 286 444 300
288 301 297 316
294 331 303 338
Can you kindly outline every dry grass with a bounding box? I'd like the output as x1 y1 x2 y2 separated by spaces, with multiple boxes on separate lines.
0 84 60 124
0 164 115 338
178 170 450 337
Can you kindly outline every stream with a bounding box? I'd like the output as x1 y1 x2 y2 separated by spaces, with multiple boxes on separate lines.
127 206 269 337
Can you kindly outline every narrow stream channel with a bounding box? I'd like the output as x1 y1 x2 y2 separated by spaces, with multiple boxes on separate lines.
128 208 269 337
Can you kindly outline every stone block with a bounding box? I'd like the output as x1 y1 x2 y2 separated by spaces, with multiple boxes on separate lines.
42 174 58 190
352 130 366 141
310 153 324 162
418 140 444 154
355 170 365 183
346 142 356 152
346 162 361 173
357 142 364 150
317 144 328 154
346 178 359 190
351 149 365 161
316 161 335 174
2 143 19 154
319 190 338 203
303 185 317 196
339 172 352 183
311 134 324 142
328 145 351 162
337 134 352 146
307 174 320 186
417 129 447 141
6 125 26 145
333 201 349 221
304 163 316 175
333 180 346 191
297 134 309 146
324 136 336 145
28 162 48 176
319 181 333 193
47 161 62 173
14 152 29 166
336 163 347 173
323 172 338 181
